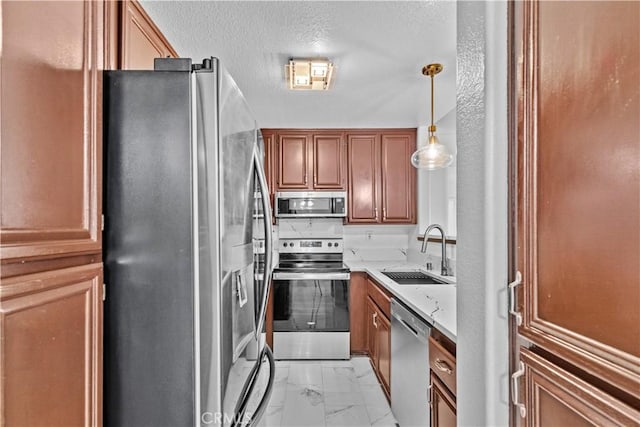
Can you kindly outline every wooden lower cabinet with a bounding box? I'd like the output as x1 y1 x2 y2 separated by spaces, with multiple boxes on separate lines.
349 272 368 354
376 309 391 393
520 348 640 426
0 263 103 426
366 280 391 399
429 332 457 427
431 373 457 427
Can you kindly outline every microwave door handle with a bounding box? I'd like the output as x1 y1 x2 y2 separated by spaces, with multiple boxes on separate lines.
254 147 274 340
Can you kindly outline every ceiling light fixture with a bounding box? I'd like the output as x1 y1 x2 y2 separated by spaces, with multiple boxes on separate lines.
285 58 334 90
411 63 454 170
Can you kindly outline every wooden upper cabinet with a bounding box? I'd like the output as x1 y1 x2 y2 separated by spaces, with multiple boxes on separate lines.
347 130 416 224
261 130 276 193
271 130 346 191
380 132 416 223
0 0 103 262
347 133 380 223
120 0 177 70
276 132 312 190
520 349 639 426
516 0 640 400
0 264 103 426
313 132 346 190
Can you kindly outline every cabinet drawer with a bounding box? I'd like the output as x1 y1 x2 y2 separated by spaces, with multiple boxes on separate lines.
367 277 391 318
429 336 457 395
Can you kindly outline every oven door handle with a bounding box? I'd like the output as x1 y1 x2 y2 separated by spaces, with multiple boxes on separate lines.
272 272 350 281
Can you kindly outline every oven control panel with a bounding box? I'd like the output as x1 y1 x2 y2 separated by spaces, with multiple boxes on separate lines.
279 238 343 253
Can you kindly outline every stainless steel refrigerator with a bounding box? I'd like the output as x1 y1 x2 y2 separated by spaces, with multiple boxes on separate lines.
103 57 274 427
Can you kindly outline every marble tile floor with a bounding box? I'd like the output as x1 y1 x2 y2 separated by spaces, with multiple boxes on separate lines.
255 356 398 427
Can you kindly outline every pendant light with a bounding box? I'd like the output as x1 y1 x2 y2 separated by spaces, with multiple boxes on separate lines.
411 63 454 170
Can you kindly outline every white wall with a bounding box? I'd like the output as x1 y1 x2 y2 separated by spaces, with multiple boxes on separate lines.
456 1 509 425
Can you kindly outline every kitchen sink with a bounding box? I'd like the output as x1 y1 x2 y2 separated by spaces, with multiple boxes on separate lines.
381 271 449 285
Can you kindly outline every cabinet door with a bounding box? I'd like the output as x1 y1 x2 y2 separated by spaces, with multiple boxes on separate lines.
347 133 381 223
120 0 177 70
277 132 312 190
349 273 368 354
431 373 457 427
261 130 276 194
366 297 378 366
313 132 346 190
0 264 103 426
515 0 640 399
377 310 391 395
0 0 102 261
261 129 277 222
520 348 639 426
380 132 416 223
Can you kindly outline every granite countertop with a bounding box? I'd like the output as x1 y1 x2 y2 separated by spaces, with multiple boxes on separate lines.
344 260 457 342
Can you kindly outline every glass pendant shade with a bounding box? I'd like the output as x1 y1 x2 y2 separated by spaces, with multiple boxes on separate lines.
410 134 454 169
411 63 454 170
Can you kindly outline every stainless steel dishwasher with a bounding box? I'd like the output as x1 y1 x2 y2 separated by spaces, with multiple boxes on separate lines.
390 298 431 426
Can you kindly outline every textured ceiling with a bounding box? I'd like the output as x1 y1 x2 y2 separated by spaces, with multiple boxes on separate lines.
140 1 457 129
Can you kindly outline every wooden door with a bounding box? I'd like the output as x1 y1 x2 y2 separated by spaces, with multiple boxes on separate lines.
514 0 640 403
520 349 639 426
366 298 379 367
380 131 416 223
431 373 457 427
349 272 368 354
276 132 312 190
313 132 346 190
0 264 103 426
1 0 103 261
347 133 381 223
377 310 391 395
120 0 177 70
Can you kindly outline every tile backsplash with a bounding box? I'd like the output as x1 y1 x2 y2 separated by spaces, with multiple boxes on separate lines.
277 218 344 239
272 220 456 275
343 225 413 262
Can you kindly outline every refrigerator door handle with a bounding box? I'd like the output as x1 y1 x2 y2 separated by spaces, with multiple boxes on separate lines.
231 345 276 427
253 147 274 339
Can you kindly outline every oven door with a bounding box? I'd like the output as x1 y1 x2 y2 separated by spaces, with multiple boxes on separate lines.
272 272 350 359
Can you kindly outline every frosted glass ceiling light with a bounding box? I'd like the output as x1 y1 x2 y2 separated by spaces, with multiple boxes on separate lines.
411 63 454 170
285 58 334 90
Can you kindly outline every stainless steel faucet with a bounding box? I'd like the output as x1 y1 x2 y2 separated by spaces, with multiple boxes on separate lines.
420 224 452 276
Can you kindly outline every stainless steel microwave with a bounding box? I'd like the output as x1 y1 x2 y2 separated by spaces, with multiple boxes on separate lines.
275 191 347 218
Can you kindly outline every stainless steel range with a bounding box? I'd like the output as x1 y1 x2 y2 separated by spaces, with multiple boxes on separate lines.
272 238 350 359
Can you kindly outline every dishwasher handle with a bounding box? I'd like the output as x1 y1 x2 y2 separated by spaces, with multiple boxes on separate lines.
391 299 430 343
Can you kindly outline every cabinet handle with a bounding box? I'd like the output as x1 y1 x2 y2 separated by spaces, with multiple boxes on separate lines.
508 271 523 326
374 207 378 220
373 312 378 328
434 359 453 375
427 383 433 405
511 361 527 418
304 175 307 185
383 207 386 219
